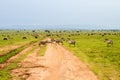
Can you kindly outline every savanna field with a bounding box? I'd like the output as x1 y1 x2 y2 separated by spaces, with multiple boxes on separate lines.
0 30 120 80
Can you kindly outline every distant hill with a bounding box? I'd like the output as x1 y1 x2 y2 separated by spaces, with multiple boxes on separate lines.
0 25 120 30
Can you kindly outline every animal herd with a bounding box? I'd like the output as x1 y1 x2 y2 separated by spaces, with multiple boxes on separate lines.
39 37 114 47
0 30 115 47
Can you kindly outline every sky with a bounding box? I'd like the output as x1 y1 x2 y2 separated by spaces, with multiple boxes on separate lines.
0 0 120 29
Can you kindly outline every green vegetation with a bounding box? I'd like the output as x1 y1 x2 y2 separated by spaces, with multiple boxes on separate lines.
38 46 46 56
0 30 36 46
0 41 36 63
0 46 25 63
0 29 120 80
0 45 38 80
0 30 41 55
0 30 42 80
62 31 120 80
45 30 120 80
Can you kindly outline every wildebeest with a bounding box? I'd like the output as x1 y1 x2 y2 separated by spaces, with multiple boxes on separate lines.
66 38 70 41
104 39 113 46
101 34 105 37
3 38 8 40
46 34 51 37
35 36 38 39
22 37 27 39
39 38 55 46
55 39 63 45
61 37 65 41
46 38 55 43
68 40 76 46
39 40 47 46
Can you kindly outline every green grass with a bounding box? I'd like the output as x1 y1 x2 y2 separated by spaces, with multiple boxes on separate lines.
0 44 38 80
0 41 36 63
0 31 36 46
0 46 25 63
42 30 120 80
0 30 120 80
0 30 43 80
38 46 46 56
0 30 40 55
63 33 120 80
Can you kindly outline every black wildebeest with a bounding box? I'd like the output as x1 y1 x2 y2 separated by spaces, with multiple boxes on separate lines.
104 39 113 47
68 40 76 46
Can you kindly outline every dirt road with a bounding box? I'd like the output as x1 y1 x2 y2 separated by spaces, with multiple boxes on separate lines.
11 44 98 80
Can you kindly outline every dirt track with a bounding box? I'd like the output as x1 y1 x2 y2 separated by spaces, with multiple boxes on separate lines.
0 43 37 69
11 44 98 80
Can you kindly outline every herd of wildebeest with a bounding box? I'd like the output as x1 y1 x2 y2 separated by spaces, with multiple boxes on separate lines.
38 37 113 47
39 37 76 46
38 30 117 47
1 30 118 47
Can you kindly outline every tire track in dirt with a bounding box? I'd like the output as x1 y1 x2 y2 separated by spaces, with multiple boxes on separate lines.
11 47 42 80
11 43 98 80
56 44 98 80
0 43 37 70
43 44 98 80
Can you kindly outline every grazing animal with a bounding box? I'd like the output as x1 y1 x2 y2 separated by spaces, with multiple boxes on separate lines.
66 38 70 41
55 39 63 45
68 40 76 46
61 37 65 41
35 36 38 39
101 34 105 37
39 38 55 46
51 38 55 42
39 40 47 46
46 38 54 43
104 39 113 46
3 38 8 40
22 37 27 39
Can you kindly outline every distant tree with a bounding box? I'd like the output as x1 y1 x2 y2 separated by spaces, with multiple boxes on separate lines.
45 30 50 33
32 30 35 32
76 31 79 33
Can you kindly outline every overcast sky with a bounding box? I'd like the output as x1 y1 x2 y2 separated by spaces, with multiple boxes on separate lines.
0 0 120 27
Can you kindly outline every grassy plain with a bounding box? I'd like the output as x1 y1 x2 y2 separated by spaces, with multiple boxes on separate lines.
62 31 120 80
0 30 44 79
45 30 120 80
0 30 120 80
0 30 41 55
